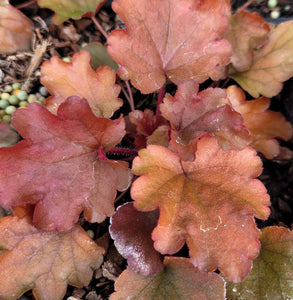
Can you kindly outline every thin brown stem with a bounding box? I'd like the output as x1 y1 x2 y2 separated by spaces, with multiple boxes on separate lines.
236 0 255 13
15 0 37 9
91 16 108 40
125 80 135 111
156 85 165 116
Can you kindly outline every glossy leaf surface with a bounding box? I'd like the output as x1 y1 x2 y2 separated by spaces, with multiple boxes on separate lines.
131 137 270 282
109 202 163 276
110 256 225 300
38 0 106 24
231 21 293 97
160 81 252 161
108 0 232 93
227 85 293 159
227 226 293 299
0 205 104 300
41 51 122 117
0 97 131 231
0 2 33 54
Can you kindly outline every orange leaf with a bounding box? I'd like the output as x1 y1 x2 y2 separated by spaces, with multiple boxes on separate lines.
227 226 293 299
0 97 131 231
0 2 33 54
41 51 122 117
107 0 232 93
231 21 293 97
227 85 293 159
225 10 270 72
110 256 225 300
131 137 270 282
0 206 104 300
38 0 106 25
160 81 252 161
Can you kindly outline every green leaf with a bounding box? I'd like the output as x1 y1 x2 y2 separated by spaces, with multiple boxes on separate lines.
226 226 293 299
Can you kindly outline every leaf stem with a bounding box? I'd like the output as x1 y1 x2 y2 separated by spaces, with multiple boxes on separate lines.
236 0 255 13
125 80 135 112
106 147 138 158
91 16 108 40
156 85 165 116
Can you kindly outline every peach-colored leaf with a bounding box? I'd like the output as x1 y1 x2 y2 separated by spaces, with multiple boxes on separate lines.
38 0 106 25
231 21 293 98
225 10 270 72
0 2 33 54
109 202 163 276
227 226 293 299
227 85 293 159
0 205 104 300
160 81 252 161
107 0 232 93
41 51 122 117
110 256 225 300
0 97 131 232
131 137 270 282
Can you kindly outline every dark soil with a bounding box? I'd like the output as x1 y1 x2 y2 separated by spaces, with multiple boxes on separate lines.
0 1 292 299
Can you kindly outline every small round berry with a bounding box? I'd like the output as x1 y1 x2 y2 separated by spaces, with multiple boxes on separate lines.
2 115 10 123
5 105 17 115
39 86 48 96
267 0 278 8
1 92 10 100
27 94 38 103
16 90 28 101
12 82 21 90
19 101 28 107
270 9 280 19
8 95 19 105
62 56 72 63
0 99 9 109
4 85 13 93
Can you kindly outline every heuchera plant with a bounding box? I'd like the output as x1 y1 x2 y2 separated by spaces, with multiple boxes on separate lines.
0 0 293 299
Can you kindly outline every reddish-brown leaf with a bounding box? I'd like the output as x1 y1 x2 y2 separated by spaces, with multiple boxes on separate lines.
227 85 293 159
231 21 293 97
160 81 252 161
131 137 270 282
227 226 293 299
110 256 225 300
225 10 270 72
107 0 232 93
109 202 163 276
38 0 106 25
41 51 122 117
0 205 104 300
0 97 131 231
0 2 34 54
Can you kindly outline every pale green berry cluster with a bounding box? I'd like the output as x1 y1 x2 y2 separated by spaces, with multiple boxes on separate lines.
0 82 48 123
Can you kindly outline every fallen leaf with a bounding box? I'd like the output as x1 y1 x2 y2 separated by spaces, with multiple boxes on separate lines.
0 97 131 231
227 85 293 159
160 81 252 161
131 137 270 282
109 202 163 276
0 205 104 300
38 0 106 25
227 226 293 299
0 122 19 147
110 256 225 300
0 2 33 54
225 10 270 72
41 51 122 117
231 21 293 97
107 0 232 93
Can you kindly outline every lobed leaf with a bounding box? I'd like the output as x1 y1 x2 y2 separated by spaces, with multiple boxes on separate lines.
0 2 34 54
107 0 232 93
109 202 163 276
160 81 252 161
227 226 293 299
131 136 270 282
225 10 270 72
38 0 106 25
0 97 131 231
41 51 122 118
227 85 293 159
231 21 293 97
0 205 104 300
110 256 226 300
